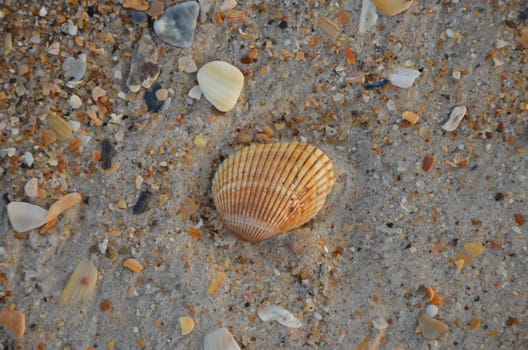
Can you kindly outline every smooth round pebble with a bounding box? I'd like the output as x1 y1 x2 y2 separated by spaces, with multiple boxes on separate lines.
425 304 439 317
69 95 82 109
155 88 169 101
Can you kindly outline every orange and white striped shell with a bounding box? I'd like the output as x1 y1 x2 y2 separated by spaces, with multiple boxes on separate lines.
212 142 334 242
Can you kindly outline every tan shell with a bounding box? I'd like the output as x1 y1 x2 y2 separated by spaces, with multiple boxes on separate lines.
212 142 334 242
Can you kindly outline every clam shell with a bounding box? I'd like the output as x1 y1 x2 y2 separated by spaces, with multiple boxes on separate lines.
212 142 334 242
197 61 244 112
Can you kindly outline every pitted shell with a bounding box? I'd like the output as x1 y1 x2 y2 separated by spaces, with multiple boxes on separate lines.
212 142 334 242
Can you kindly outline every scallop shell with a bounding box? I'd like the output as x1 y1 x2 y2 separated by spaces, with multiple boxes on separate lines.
212 142 334 242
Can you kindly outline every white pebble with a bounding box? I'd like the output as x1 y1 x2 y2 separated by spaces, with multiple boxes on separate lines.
389 66 421 88
257 306 302 328
446 28 455 38
23 151 34 167
69 94 82 109
39 6 48 17
425 304 439 317
441 105 467 132
452 70 461 80
188 85 202 100
373 317 389 330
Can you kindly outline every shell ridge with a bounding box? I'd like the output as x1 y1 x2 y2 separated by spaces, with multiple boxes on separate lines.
263 143 312 230
268 144 324 230
233 146 252 235
256 143 301 231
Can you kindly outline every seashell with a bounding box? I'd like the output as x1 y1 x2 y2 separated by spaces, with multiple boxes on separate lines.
0 308 25 339
316 16 340 40
61 259 98 305
204 328 241 350
197 61 244 112
372 0 413 16
418 314 449 340
389 66 421 88
212 142 334 242
24 178 39 198
441 105 467 132
359 0 378 34
47 192 82 222
7 202 48 233
224 9 247 23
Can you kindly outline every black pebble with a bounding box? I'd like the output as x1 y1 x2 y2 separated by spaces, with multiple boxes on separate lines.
494 192 504 201
278 20 288 29
364 79 389 90
100 139 113 170
132 190 152 215
520 7 528 20
144 82 164 113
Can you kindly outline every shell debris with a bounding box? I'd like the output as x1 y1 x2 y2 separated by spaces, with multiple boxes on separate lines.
123 258 144 273
257 306 302 328
372 0 413 16
178 316 195 335
61 260 98 305
0 308 25 339
7 202 48 233
47 192 82 222
204 328 241 350
441 105 467 132
197 61 244 112
212 142 334 242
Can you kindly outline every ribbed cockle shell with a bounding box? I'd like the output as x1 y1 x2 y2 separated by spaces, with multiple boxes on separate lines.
212 142 334 242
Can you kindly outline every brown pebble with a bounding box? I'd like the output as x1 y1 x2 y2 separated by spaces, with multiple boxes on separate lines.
235 130 253 144
422 155 435 172
0 308 25 339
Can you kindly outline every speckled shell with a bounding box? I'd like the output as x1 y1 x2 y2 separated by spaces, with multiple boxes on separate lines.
212 142 334 242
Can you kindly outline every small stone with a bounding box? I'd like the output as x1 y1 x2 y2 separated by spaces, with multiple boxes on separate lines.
452 70 461 79
179 316 195 335
193 134 207 149
372 0 413 16
39 6 48 17
204 328 241 350
63 54 87 81
130 10 148 24
197 61 244 112
258 306 302 328
178 55 198 73
127 33 160 92
4 33 12 53
0 309 25 339
441 105 467 132
121 0 150 11
23 152 34 167
425 304 439 318
359 0 378 33
47 41 60 55
418 314 448 340
154 2 200 48
155 88 168 101
422 155 435 172
7 202 48 233
372 317 389 330
92 86 107 101
147 0 164 17
188 85 202 100
123 258 144 273
69 94 82 109
389 66 421 88
219 0 237 11
24 178 39 198
464 241 484 257
144 82 164 113
402 111 420 125
47 114 72 141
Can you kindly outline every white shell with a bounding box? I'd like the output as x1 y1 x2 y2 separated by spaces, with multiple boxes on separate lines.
389 66 421 88
441 105 467 132
197 61 244 112
203 328 241 350
24 178 39 198
258 306 302 328
359 0 378 34
7 202 48 233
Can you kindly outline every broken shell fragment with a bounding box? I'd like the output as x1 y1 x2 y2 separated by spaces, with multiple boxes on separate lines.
389 66 421 88
258 306 302 328
0 308 25 339
441 105 467 132
418 314 449 340
197 61 244 112
204 328 241 350
212 143 334 242
7 202 48 233
153 2 199 48
47 192 82 222
24 178 39 198
61 260 98 305
372 0 413 16
179 316 195 335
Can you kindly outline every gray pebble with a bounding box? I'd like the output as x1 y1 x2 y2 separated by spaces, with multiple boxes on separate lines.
154 2 199 48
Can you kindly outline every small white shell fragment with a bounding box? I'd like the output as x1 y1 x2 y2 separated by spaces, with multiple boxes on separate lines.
188 85 202 100
372 317 389 330
23 151 34 167
197 61 244 112
359 0 378 34
7 202 48 233
69 94 82 109
418 314 448 340
389 66 421 88
47 192 82 222
220 0 237 11
204 328 241 350
425 304 439 317
61 260 98 305
24 178 39 198
257 306 302 328
441 105 467 132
